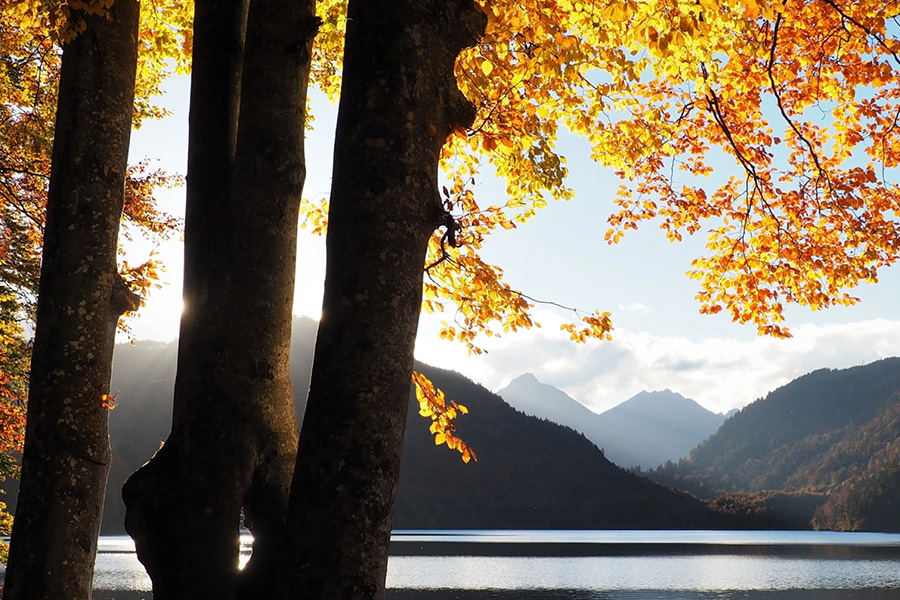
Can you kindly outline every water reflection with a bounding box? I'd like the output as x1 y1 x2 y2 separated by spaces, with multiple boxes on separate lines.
385 555 900 591
385 592 900 600
93 590 900 600
391 530 900 547
89 532 900 599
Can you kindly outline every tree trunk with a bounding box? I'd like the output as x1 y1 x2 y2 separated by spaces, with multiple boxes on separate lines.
279 2 485 598
3 2 141 598
122 0 318 597
122 2 247 597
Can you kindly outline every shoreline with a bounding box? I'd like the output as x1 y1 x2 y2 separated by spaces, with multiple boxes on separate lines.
93 590 900 600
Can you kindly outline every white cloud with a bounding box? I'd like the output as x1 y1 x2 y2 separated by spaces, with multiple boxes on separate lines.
617 302 653 313
416 314 900 417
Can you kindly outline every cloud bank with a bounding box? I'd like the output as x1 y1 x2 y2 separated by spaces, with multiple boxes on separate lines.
415 312 900 415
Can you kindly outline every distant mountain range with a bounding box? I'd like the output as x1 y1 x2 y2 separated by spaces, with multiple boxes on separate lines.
5 317 740 534
7 317 898 533
393 365 735 530
648 358 900 531
498 374 733 469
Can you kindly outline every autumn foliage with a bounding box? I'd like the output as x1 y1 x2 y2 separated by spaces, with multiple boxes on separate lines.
298 0 900 455
5 0 900 463
412 371 476 463
0 0 189 392
302 0 900 341
442 0 900 339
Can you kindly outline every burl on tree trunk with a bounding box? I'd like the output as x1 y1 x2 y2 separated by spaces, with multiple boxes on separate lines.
122 0 317 598
279 1 486 599
4 2 141 599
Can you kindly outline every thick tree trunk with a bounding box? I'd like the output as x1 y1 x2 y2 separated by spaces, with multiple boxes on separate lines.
122 2 247 597
280 2 485 599
122 0 317 598
3 2 141 599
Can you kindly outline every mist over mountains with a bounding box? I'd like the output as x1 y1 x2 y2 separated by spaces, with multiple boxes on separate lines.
498 374 732 469
80 318 738 533
648 358 900 531
6 317 899 533
494 360 900 532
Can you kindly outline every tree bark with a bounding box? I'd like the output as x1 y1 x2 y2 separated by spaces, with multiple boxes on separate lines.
3 2 141 599
122 0 317 598
279 2 485 598
122 2 247 597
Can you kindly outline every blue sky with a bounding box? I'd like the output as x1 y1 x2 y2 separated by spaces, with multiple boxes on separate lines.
124 74 900 415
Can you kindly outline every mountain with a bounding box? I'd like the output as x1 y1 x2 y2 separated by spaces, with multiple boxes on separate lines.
597 390 732 468
498 374 729 469
395 365 731 529
3 317 751 533
647 358 900 531
495 372 601 435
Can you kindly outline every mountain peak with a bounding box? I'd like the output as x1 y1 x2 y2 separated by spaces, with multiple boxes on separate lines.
621 389 694 410
498 378 729 469
498 373 597 422
509 372 541 385
644 388 684 397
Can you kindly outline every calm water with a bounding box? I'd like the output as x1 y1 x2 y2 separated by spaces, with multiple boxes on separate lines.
90 531 900 600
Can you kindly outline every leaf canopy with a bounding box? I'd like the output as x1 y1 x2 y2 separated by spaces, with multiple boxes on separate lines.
303 0 900 455
7 0 900 459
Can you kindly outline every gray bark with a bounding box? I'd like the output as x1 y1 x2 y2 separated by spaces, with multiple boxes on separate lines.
279 1 486 598
4 2 141 598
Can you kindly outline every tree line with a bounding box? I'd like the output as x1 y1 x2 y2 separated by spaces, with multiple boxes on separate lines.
646 359 900 532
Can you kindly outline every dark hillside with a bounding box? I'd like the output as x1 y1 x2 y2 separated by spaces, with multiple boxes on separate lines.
103 340 179 532
2 317 747 533
107 323 737 532
395 364 730 529
813 463 900 531
646 358 900 531
788 394 900 491
659 358 900 493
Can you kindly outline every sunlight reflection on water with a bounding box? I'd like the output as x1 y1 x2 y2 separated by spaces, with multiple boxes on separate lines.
384 554 900 591
88 532 900 595
92 552 152 592
90 534 255 592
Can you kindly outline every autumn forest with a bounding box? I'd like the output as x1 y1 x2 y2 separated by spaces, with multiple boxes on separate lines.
3 0 900 599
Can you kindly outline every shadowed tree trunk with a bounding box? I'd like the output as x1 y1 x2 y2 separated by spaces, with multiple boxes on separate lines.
3 2 141 598
121 1 248 597
279 1 485 598
122 0 317 598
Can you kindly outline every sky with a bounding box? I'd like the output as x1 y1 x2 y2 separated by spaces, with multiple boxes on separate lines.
124 74 900 416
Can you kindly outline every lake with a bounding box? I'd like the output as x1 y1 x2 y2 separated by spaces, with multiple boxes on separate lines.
88 530 900 600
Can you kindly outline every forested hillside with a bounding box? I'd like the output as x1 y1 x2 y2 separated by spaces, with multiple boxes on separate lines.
395 366 729 529
648 358 900 531
13 317 740 534
8 326 893 533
